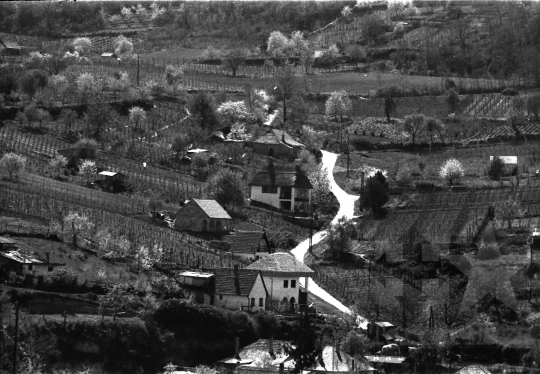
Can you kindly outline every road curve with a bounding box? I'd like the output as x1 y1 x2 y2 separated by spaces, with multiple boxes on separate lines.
290 150 360 316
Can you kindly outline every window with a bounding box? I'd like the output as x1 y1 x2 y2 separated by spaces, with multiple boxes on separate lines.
259 298 264 307
283 280 289 288
220 295 223 300
262 186 278 194
291 280 296 288
47 266 53 272
28 265 33 271
251 298 255 307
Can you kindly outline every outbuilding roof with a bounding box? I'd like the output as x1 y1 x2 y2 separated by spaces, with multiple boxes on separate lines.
98 171 118 177
213 268 265 296
251 129 304 148
1 40 20 49
248 164 313 189
225 231 268 254
0 250 64 266
191 199 232 220
246 253 314 277
178 271 214 278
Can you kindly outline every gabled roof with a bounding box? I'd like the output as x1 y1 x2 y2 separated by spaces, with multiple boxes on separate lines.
225 231 268 254
0 250 64 266
190 199 232 220
246 253 314 277
1 40 20 49
248 164 313 189
101 52 118 58
213 268 266 296
178 271 214 278
251 129 304 148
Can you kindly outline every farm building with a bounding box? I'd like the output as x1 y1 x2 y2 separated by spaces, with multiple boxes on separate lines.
0 40 21 56
249 163 312 213
0 250 65 276
246 252 314 312
101 52 120 61
96 171 126 192
489 156 518 176
174 199 232 233
208 266 268 312
367 321 398 343
224 231 271 261
249 129 304 159
178 270 214 288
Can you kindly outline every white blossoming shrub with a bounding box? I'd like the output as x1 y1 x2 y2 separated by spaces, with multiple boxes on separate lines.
439 158 464 185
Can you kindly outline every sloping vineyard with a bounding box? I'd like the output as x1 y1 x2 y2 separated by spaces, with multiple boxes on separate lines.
0 187 248 270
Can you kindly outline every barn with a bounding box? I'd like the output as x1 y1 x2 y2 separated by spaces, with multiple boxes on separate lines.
174 199 232 233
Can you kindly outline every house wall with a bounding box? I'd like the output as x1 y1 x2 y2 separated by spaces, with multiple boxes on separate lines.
31 265 61 276
250 186 281 209
214 294 247 310
175 203 231 233
262 275 300 307
248 274 268 312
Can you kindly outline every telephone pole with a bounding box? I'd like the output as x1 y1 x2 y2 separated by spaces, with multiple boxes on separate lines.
137 54 140 87
12 302 19 374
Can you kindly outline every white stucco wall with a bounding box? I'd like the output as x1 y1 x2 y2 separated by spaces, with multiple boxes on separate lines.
215 294 247 310
250 186 281 209
249 273 268 311
262 275 300 306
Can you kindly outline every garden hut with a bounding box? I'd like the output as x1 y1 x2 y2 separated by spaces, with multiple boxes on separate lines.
97 171 126 192
101 52 120 61
0 40 21 56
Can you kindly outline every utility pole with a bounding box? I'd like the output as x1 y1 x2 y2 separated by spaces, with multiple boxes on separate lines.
12 302 19 374
346 131 350 178
137 54 140 87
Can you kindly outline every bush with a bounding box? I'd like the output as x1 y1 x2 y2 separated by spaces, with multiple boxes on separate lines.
501 88 519 96
488 156 505 181
439 158 464 185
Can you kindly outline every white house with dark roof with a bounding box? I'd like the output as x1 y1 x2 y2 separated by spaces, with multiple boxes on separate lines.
174 199 232 233
209 266 268 311
249 129 304 158
246 252 314 312
249 164 313 213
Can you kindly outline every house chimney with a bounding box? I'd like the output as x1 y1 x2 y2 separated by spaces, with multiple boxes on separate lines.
279 363 284 374
269 335 275 359
234 336 240 360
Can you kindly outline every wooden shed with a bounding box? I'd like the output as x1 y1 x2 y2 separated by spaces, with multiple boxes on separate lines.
97 171 126 192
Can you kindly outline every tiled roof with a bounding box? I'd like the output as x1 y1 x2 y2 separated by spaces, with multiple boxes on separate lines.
251 129 304 148
213 268 262 296
225 231 268 254
192 199 231 219
248 164 313 189
246 253 314 277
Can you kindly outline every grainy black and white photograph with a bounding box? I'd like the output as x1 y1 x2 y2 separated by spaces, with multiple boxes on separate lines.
1 0 540 373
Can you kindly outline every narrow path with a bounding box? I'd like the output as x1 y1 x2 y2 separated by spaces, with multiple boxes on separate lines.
290 150 361 317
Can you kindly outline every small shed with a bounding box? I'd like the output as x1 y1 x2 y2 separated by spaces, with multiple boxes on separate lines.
97 171 126 192
0 40 21 56
178 271 214 288
101 52 120 61
489 156 518 176
0 250 65 276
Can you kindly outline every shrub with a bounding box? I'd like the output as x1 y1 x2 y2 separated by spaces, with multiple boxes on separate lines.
75 138 98 160
0 152 26 180
488 156 505 181
439 158 464 185
501 88 519 96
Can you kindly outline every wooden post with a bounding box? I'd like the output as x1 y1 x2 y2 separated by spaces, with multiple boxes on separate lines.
12 302 19 374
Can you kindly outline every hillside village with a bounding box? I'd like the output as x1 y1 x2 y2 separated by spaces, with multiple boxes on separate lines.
3 0 540 373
